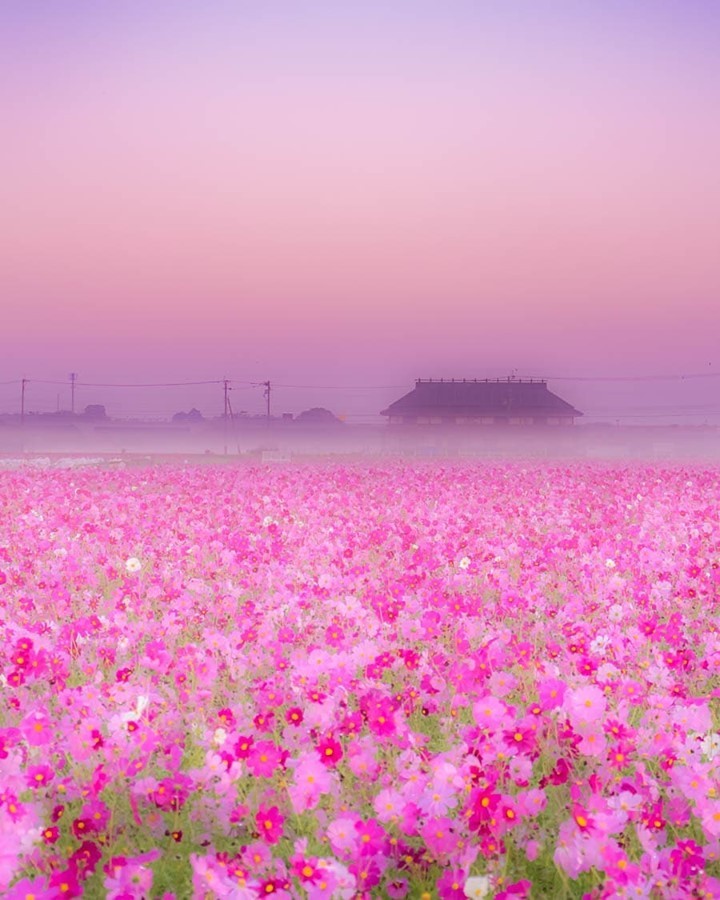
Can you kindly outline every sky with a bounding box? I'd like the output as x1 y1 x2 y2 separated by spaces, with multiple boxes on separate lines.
1 0 719 423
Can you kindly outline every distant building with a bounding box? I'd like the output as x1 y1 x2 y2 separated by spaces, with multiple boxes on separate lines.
83 404 107 419
380 378 582 425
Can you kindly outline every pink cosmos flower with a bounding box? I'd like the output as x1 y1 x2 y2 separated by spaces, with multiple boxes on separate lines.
316 736 343 766
537 677 567 710
576 724 607 758
366 700 396 737
292 855 321 885
554 821 592 879
418 778 458 817
346 738 379 780
247 740 284 777
3 878 49 899
20 712 54 746
289 753 334 812
242 841 273 871
305 863 339 898
467 785 501 832
488 670 518 698
49 868 81 898
669 839 704 878
503 725 537 756
700 800 720 838
436 869 468 899
326 817 360 857
285 707 304 727
25 764 54 789
420 816 459 857
473 695 509 730
386 876 409 898
255 805 285 844
234 734 254 758
373 788 405 823
495 880 531 899
348 857 383 891
515 787 547 818
564 685 607 727
355 818 388 856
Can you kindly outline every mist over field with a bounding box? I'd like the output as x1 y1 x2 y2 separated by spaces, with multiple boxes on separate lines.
1 422 720 466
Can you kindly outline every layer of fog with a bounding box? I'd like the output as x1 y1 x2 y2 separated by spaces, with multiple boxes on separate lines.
1 421 720 463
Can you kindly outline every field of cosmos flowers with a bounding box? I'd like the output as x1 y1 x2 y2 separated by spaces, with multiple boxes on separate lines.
1 460 720 899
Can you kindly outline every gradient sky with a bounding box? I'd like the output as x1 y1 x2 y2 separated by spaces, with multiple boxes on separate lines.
1 0 719 421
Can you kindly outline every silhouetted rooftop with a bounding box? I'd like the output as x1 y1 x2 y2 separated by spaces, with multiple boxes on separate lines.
380 378 582 418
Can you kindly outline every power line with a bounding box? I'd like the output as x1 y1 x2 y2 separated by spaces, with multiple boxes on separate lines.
268 383 407 390
584 403 720 413
29 379 225 388
581 411 720 419
538 372 720 383
13 370 720 389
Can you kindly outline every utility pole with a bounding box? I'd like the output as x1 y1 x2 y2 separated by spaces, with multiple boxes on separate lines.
69 372 77 414
223 377 229 455
21 378 27 425
263 381 271 427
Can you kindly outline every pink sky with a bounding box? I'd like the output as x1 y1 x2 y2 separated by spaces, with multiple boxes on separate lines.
1 2 719 422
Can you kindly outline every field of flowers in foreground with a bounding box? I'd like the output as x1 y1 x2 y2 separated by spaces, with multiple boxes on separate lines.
1 462 720 899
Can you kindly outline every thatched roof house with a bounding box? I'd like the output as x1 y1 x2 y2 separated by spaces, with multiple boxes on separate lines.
380 378 582 425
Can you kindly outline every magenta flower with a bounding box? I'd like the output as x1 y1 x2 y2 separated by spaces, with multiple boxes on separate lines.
366 703 396 737
420 816 459 857
292 751 334 800
468 785 501 832
291 855 321 884
316 736 343 766
3 878 49 900
72 817 94 839
20 712 53 746
669 840 704 879
436 869 468 899
355 817 388 856
49 868 81 897
571 805 596 834
247 740 284 777
285 707 304 727
25 764 54 789
256 805 285 844
348 857 383 891
234 734 255 758
537 677 567 710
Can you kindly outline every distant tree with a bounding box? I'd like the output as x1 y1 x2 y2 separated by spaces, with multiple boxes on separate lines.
83 404 107 419
172 408 204 423
296 407 342 425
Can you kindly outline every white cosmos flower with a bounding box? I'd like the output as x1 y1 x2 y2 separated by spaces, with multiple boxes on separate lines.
458 556 471 570
608 604 623 623
590 634 611 655
605 558 616 569
125 557 142 573
701 733 720 761
465 875 491 898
